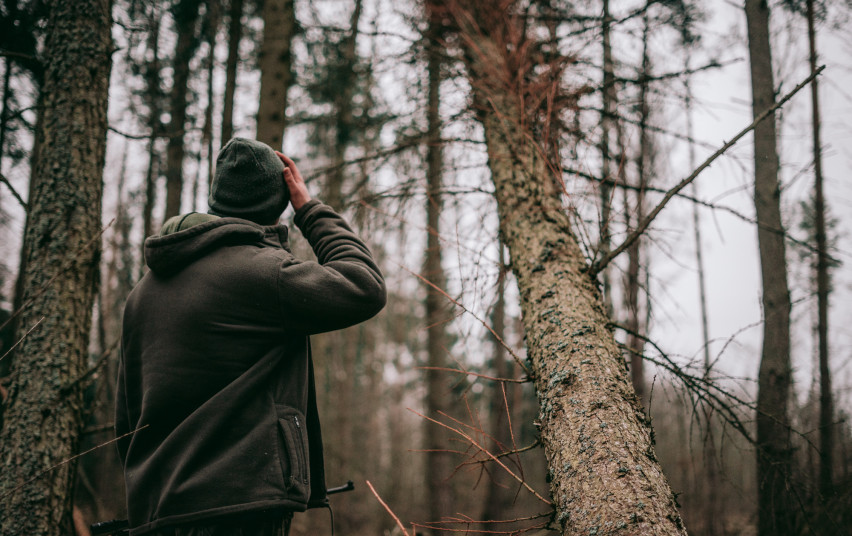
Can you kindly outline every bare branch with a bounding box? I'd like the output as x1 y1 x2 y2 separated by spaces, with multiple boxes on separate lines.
417 366 527 383
366 480 413 536
589 65 826 277
397 263 530 376
0 172 27 210
0 50 39 63
409 408 551 505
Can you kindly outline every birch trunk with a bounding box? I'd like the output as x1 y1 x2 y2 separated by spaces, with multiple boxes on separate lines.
0 0 111 533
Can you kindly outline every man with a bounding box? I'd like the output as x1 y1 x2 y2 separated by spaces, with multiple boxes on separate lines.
115 138 386 535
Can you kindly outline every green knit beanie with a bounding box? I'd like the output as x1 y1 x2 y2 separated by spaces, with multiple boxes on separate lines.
208 137 290 224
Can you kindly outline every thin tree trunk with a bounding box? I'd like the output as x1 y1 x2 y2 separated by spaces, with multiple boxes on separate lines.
141 5 162 257
744 1 795 534
0 0 112 533
164 0 201 219
256 0 295 149
452 3 687 534
202 1 221 191
806 0 833 508
0 56 11 175
221 0 244 144
325 0 363 211
684 56 721 536
481 254 516 530
625 13 650 405
598 0 615 317
424 9 454 526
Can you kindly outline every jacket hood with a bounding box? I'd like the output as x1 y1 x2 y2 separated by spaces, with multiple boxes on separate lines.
145 217 289 275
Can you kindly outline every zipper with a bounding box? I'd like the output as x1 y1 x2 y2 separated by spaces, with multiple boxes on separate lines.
292 415 308 485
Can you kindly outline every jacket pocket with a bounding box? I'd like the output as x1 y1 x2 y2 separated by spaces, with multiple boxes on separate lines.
276 405 310 500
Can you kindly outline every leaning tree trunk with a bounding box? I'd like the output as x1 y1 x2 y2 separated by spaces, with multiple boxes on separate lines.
450 3 686 534
744 1 795 534
0 0 112 533
256 0 295 149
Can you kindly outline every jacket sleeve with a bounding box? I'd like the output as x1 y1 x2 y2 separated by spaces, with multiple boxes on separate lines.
277 199 386 334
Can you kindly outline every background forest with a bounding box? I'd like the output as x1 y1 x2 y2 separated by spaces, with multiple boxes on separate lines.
1 0 852 535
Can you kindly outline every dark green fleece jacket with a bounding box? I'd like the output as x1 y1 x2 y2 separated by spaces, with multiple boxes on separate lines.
116 200 386 535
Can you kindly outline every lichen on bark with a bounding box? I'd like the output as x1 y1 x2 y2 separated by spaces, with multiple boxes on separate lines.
451 2 688 533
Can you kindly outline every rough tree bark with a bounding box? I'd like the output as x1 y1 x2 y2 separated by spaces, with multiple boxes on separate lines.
164 0 201 219
448 3 687 534
256 0 295 149
805 0 833 507
0 0 112 533
744 1 795 534
221 0 244 144
423 8 455 526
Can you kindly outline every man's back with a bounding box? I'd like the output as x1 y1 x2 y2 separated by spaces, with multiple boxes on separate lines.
116 143 386 535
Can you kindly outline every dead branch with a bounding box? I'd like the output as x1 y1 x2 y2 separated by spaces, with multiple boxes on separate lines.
0 172 27 210
417 366 527 383
397 263 530 376
366 480 413 536
571 168 840 261
589 65 825 277
0 49 39 63
409 408 551 505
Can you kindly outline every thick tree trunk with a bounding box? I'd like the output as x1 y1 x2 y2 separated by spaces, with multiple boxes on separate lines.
221 0 244 144
455 4 687 534
423 13 455 526
164 0 201 219
0 0 111 533
806 0 833 507
744 1 795 534
256 0 295 149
